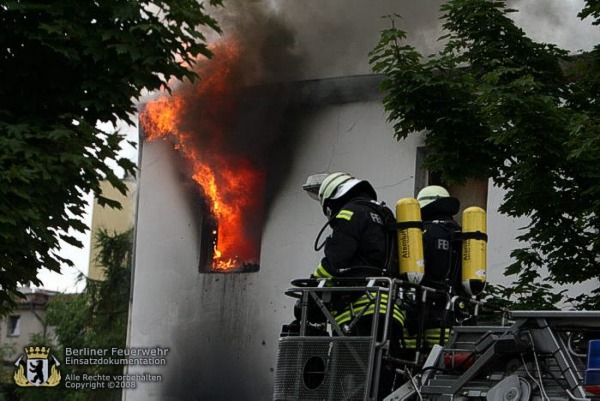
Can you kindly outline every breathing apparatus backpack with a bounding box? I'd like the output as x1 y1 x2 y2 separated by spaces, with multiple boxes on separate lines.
394 199 488 324
421 218 463 292
348 199 399 278
394 200 488 297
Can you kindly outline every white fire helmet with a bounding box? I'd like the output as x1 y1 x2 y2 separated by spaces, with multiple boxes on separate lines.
318 172 374 214
416 185 451 208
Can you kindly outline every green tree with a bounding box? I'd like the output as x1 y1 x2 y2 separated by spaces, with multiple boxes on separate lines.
370 0 600 309
85 229 132 354
76 228 132 401
0 0 222 313
0 343 16 400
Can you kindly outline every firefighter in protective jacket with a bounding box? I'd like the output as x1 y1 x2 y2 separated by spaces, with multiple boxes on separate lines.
417 185 462 293
409 185 463 348
311 172 405 333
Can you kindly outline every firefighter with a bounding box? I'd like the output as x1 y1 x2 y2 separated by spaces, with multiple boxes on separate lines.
418 185 462 291
312 172 405 398
406 185 463 349
284 173 402 333
313 172 393 283
311 172 403 330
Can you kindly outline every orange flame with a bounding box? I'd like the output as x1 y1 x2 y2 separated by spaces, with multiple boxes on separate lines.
140 39 264 271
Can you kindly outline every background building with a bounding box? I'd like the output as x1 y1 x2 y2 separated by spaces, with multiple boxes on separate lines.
0 287 56 363
88 176 136 281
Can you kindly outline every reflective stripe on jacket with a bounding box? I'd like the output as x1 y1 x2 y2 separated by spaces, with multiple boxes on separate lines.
333 292 405 326
313 263 333 279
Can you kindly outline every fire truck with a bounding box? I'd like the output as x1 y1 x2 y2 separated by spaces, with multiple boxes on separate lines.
272 197 600 401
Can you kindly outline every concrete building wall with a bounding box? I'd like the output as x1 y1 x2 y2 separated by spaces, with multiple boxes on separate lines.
124 88 525 400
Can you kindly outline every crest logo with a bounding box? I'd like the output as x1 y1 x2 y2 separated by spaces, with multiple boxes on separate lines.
13 346 61 387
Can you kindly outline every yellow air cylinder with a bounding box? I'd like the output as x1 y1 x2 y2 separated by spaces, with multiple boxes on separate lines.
396 198 424 284
461 206 487 296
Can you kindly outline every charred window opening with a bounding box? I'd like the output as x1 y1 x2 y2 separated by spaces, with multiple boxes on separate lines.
198 196 262 273
138 40 269 274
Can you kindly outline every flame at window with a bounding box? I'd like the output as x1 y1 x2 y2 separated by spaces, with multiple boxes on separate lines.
140 39 264 271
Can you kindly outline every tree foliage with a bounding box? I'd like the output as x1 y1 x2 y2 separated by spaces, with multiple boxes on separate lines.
85 229 132 353
0 0 222 313
370 0 600 309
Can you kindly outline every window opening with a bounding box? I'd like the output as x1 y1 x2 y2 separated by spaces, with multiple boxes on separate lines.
8 315 20 337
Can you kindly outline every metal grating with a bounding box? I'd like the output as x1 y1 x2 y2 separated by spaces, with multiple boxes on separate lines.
273 337 374 401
